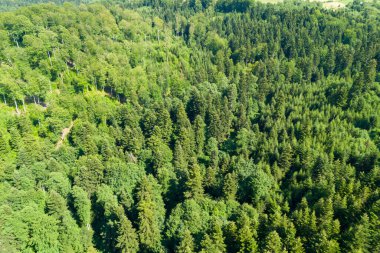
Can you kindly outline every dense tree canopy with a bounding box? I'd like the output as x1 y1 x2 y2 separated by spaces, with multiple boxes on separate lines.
0 0 379 252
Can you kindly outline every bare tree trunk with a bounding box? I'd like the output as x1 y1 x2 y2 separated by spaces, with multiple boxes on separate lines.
3 94 6 105
47 51 53 67
22 98 26 112
13 37 19 48
33 96 37 105
14 98 19 114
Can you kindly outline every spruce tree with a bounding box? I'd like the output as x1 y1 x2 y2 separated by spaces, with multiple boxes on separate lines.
193 115 206 155
176 229 195 253
263 231 283 253
0 132 9 154
116 208 139 253
184 158 204 200
237 214 258 253
137 175 165 253
223 172 238 200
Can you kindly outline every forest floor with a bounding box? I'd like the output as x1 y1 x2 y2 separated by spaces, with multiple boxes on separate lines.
56 121 74 149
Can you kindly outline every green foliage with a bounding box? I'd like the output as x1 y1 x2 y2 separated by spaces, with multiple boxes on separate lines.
137 175 165 252
71 186 91 227
176 229 195 253
0 1 379 252
116 210 139 253
184 158 204 199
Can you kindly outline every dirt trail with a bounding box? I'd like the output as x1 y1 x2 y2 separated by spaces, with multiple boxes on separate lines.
56 121 74 149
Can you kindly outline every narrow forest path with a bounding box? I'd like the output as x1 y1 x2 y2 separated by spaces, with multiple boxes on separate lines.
56 121 74 149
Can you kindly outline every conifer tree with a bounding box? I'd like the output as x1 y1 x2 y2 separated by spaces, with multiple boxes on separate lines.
116 208 139 253
193 115 206 155
279 143 293 171
71 186 91 228
8 127 21 150
237 214 258 253
347 214 371 253
223 172 238 200
0 131 9 154
263 231 283 253
199 220 226 253
74 155 104 195
184 158 204 200
137 175 165 253
176 229 195 253
173 141 188 178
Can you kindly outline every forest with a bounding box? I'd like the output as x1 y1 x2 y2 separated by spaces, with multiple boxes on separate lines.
0 0 379 252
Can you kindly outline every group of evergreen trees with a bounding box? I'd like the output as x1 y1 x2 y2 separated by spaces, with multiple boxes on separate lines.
0 0 379 252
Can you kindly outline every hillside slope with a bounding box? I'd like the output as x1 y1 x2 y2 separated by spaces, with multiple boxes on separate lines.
0 1 379 252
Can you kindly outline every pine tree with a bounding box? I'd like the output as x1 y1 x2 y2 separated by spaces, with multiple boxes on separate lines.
187 88 206 122
279 143 293 171
137 175 165 253
141 110 157 138
207 106 222 141
93 185 119 251
199 220 226 253
363 59 376 85
184 158 204 200
74 155 104 195
46 190 67 218
174 101 192 134
205 137 219 168
177 229 195 253
0 131 9 154
200 234 215 253
237 214 258 253
220 96 233 139
123 126 144 154
225 221 239 253
155 105 173 143
116 208 139 253
8 127 21 150
223 172 238 200
173 141 188 178
147 132 173 171
314 230 340 253
177 127 195 160
318 198 340 237
281 220 304 253
71 186 91 227
236 128 252 159
347 214 371 253
312 155 329 182
210 220 226 253
193 115 206 155
263 231 283 253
